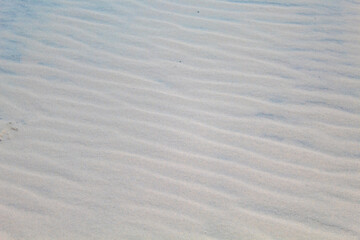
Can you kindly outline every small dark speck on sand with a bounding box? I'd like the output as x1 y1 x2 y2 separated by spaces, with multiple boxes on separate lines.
179 60 182 63
197 11 200 13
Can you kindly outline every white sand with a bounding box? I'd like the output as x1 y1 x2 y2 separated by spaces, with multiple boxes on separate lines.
0 0 359 239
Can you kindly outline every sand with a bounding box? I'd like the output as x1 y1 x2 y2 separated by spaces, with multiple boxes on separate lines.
0 0 359 239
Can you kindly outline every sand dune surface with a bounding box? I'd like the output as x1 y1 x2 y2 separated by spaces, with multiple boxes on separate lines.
0 0 359 239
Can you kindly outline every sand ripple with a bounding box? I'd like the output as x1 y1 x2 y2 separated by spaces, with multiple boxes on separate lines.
0 0 359 239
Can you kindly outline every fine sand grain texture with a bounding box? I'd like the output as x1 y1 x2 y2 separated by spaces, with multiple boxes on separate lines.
0 0 360 239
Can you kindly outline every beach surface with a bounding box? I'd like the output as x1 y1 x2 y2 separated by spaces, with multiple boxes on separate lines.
0 0 360 239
